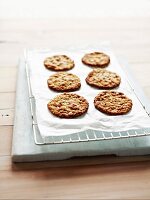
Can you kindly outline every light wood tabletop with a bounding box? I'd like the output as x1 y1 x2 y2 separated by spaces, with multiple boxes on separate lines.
1 18 150 199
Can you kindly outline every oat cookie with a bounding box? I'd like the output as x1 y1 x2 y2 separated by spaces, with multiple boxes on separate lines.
82 52 110 68
47 72 81 92
86 69 121 89
47 93 89 118
94 91 132 115
44 55 74 71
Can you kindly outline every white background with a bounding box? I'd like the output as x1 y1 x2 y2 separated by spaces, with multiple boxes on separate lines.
0 0 150 18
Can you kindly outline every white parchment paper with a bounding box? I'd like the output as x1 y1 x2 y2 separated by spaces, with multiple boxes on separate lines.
27 44 150 137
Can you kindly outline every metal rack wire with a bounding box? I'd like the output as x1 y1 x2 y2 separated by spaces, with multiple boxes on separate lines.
25 49 150 145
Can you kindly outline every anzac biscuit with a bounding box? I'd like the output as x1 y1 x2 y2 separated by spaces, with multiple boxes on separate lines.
44 55 74 71
82 52 110 68
86 69 121 89
48 93 89 118
94 91 132 115
47 72 81 92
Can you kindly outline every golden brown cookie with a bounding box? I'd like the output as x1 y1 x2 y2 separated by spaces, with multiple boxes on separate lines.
94 91 132 115
44 55 74 71
47 72 81 92
86 69 121 89
82 52 110 68
47 93 89 118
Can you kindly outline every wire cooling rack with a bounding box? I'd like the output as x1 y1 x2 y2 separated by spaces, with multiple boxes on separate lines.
25 49 150 145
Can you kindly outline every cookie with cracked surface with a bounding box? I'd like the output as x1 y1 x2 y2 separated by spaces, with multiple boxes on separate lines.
82 52 110 68
47 72 81 92
44 55 74 71
47 93 89 118
86 69 121 89
94 91 132 115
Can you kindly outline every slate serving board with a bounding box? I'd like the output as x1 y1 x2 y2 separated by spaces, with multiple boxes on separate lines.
12 57 150 163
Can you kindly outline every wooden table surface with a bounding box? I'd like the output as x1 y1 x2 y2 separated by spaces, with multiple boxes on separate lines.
1 18 150 199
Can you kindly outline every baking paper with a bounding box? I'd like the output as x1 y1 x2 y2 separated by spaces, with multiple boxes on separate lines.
26 44 150 137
